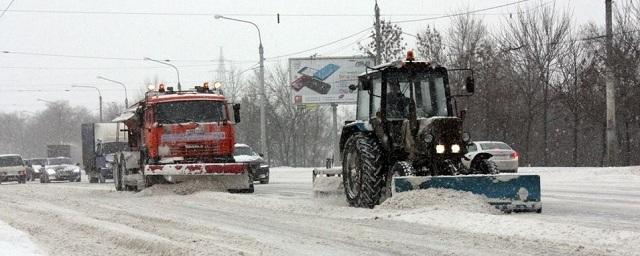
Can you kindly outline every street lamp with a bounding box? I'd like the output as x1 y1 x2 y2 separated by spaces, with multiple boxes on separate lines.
144 57 182 91
97 75 128 107
215 14 267 160
71 85 103 122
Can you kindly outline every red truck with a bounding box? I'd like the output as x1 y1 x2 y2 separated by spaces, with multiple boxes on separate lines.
112 83 253 193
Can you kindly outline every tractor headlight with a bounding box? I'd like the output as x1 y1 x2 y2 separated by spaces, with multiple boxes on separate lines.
46 169 56 175
462 132 471 142
435 144 445 154
424 134 434 144
451 144 461 153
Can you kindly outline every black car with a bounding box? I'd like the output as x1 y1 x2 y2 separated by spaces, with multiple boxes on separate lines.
233 144 269 184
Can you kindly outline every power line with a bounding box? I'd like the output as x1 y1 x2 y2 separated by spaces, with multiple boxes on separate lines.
0 50 259 63
2 9 531 17
502 29 640 51
0 0 16 20
391 0 530 24
266 0 539 60
266 26 372 60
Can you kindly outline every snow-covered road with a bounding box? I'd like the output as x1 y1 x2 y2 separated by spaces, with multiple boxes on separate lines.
0 167 638 256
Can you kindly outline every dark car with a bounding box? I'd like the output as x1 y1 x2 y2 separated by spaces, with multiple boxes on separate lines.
233 144 269 184
40 157 81 183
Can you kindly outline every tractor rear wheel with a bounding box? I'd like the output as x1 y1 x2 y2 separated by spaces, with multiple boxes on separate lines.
342 133 383 208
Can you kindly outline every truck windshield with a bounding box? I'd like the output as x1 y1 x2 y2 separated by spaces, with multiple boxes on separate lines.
99 142 129 154
386 75 448 119
30 159 46 166
156 100 225 124
0 156 23 167
48 158 73 165
234 146 255 156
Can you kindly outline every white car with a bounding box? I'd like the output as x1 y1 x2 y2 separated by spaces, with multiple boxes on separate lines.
0 154 28 184
462 141 519 173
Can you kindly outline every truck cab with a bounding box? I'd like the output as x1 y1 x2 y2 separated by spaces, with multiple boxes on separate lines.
114 83 251 193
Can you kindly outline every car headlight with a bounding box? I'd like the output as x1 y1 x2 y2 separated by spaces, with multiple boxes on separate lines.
462 132 471 142
46 169 56 175
435 145 445 154
451 144 461 153
259 164 269 169
424 134 434 144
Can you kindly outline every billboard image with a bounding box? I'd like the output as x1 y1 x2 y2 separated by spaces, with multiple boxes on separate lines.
289 56 373 105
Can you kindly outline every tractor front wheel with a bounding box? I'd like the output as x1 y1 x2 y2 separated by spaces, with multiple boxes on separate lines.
342 133 383 208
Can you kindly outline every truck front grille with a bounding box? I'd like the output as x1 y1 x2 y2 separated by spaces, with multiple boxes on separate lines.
168 144 219 157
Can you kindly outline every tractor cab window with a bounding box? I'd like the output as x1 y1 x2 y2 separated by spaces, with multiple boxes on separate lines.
467 144 477 152
385 80 411 119
155 100 226 124
415 76 448 118
370 79 382 119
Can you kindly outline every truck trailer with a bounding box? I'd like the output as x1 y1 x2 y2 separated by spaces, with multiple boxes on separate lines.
81 123 129 183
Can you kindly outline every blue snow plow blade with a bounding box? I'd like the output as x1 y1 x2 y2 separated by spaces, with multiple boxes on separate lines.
392 174 542 213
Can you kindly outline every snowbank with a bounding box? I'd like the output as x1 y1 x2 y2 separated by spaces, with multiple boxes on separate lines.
0 220 45 256
136 179 231 196
378 188 499 214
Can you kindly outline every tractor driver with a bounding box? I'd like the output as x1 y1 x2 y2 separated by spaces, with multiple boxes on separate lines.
386 81 409 118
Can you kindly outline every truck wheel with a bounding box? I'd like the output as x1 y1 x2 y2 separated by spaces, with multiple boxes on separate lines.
98 173 106 183
260 177 269 184
342 133 383 208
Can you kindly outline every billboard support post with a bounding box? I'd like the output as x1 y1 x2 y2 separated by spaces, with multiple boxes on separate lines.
331 103 339 166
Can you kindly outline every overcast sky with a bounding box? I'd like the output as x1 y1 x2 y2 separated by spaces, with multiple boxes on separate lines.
0 0 609 115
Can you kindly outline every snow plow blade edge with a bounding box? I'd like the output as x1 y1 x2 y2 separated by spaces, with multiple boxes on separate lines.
392 174 542 213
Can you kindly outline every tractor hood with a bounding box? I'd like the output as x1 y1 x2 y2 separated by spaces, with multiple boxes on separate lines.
403 116 465 157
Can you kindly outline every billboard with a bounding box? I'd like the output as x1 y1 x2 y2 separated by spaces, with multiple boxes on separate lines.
289 56 373 105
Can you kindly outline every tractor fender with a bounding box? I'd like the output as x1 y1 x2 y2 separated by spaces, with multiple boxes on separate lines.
339 121 372 155
470 152 493 169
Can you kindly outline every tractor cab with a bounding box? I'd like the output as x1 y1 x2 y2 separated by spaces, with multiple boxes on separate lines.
346 51 476 174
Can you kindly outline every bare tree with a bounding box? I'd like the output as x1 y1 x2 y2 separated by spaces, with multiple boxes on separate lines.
447 11 487 69
416 25 445 65
499 3 571 165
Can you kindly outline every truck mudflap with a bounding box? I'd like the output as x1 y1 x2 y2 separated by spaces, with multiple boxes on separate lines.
144 163 247 176
392 174 542 213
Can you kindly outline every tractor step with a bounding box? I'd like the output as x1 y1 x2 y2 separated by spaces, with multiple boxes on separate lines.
392 174 542 213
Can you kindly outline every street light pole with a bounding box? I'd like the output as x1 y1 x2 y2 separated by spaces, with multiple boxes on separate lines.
215 15 267 160
71 85 103 122
144 57 182 91
97 75 128 107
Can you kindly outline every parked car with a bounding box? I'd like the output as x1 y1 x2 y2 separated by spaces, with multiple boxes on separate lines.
0 154 28 184
40 157 82 183
233 143 270 184
462 141 519 173
27 158 47 180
